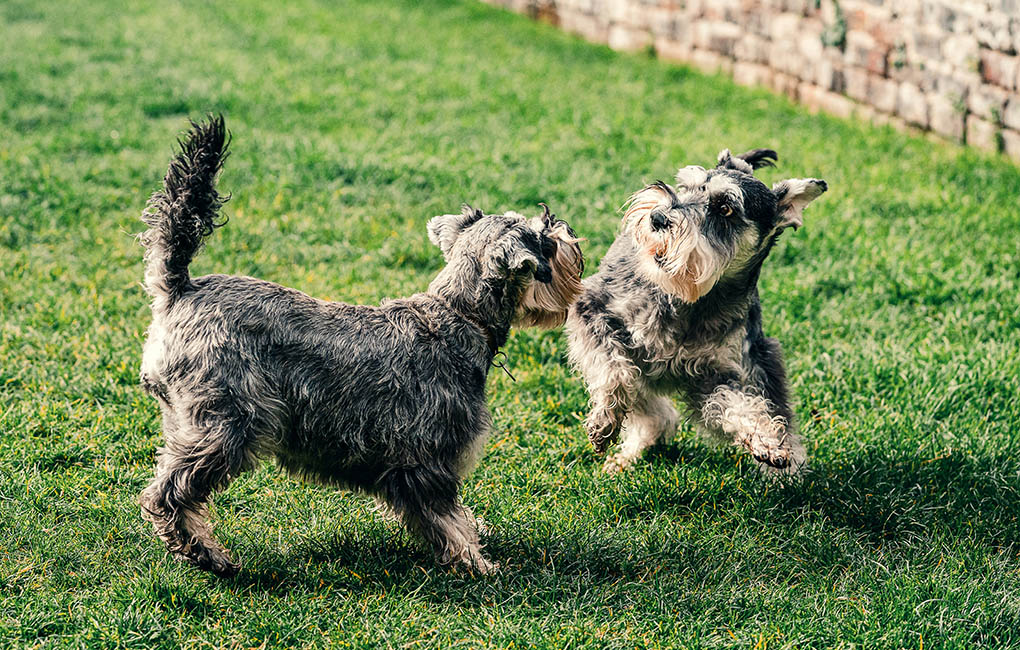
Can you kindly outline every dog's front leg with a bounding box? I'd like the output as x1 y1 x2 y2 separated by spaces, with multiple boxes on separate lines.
697 380 804 473
585 386 631 457
602 395 679 473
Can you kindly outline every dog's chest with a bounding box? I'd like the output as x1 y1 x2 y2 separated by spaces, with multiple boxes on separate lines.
616 295 746 381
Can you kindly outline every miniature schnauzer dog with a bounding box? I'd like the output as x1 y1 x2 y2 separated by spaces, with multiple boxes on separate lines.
137 117 583 576
566 149 826 474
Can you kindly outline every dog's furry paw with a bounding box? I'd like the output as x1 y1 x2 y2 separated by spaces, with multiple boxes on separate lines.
602 452 637 474
752 446 791 469
179 546 240 578
471 557 500 575
586 414 620 455
452 556 499 576
473 516 491 537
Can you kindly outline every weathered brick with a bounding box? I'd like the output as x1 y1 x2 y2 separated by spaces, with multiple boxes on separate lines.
559 10 609 43
815 57 847 94
647 8 679 39
798 30 824 62
845 30 889 75
941 34 981 73
768 39 802 77
845 3 897 43
844 66 870 103
966 116 1001 152
698 21 743 57
770 72 801 100
909 27 944 62
733 62 771 87
975 12 1012 51
929 94 966 140
653 37 692 63
734 34 770 63
897 82 930 127
816 88 857 118
968 83 1009 122
868 75 899 114
689 48 732 75
1002 129 1020 162
608 24 652 51
769 12 801 43
980 50 1018 91
1003 98 1020 131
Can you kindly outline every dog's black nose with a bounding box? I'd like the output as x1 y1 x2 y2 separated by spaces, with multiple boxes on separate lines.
650 211 668 231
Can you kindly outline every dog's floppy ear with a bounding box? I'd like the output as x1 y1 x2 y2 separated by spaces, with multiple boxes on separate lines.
427 204 484 257
507 242 552 283
772 178 828 230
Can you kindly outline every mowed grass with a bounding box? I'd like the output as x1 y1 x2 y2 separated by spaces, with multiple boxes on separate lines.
2 0 1020 647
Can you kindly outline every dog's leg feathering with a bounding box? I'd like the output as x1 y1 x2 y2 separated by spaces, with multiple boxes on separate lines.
381 466 496 575
139 416 250 577
698 383 805 474
603 395 679 473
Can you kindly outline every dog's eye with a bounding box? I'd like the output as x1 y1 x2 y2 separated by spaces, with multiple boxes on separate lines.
721 205 733 217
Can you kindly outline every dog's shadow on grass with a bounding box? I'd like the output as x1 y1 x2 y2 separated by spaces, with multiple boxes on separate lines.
226 441 1020 601
642 440 1020 547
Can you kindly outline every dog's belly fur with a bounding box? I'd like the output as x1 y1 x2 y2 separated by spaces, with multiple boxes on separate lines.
143 274 492 490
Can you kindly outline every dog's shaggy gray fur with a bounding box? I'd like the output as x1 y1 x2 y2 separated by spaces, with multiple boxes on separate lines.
137 117 583 576
566 148 827 474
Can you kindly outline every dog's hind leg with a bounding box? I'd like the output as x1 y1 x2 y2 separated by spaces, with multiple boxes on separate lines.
381 467 495 574
603 395 679 473
139 412 251 576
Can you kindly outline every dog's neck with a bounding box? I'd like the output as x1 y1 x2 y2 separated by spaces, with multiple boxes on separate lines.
427 261 526 354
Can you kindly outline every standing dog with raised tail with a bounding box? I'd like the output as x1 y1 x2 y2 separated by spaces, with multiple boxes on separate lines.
566 149 826 474
137 116 583 576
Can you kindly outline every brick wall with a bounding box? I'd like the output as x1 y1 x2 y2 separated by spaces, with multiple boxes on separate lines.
484 0 1020 161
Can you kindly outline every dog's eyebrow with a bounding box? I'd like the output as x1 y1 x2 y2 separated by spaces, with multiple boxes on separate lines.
675 165 708 189
648 180 681 207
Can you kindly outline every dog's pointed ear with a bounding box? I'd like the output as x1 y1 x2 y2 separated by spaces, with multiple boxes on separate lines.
772 178 828 230
735 148 778 170
717 148 778 174
716 149 752 174
538 202 555 228
427 204 484 257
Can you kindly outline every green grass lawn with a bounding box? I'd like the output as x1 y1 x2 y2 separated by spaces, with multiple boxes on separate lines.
2 0 1020 647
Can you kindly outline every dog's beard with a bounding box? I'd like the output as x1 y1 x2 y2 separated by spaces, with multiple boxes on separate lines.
514 220 585 328
623 187 727 304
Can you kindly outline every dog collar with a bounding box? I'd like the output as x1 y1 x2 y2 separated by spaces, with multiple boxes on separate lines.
433 296 514 381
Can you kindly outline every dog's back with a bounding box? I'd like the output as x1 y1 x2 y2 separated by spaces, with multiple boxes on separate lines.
145 273 492 481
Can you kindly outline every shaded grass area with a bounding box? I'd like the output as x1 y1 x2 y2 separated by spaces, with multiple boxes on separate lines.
2 0 1020 647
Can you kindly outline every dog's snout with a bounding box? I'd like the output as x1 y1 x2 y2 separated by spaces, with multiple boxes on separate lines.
650 211 668 231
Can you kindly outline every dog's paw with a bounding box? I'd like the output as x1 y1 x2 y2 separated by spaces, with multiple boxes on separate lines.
602 452 637 474
455 556 499 576
180 545 240 578
473 516 491 537
752 446 791 469
472 557 500 575
586 414 620 455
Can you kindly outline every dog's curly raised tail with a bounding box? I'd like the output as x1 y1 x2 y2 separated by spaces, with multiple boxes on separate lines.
140 115 230 315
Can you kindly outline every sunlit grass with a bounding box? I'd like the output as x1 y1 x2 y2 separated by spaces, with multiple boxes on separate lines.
2 0 1020 647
